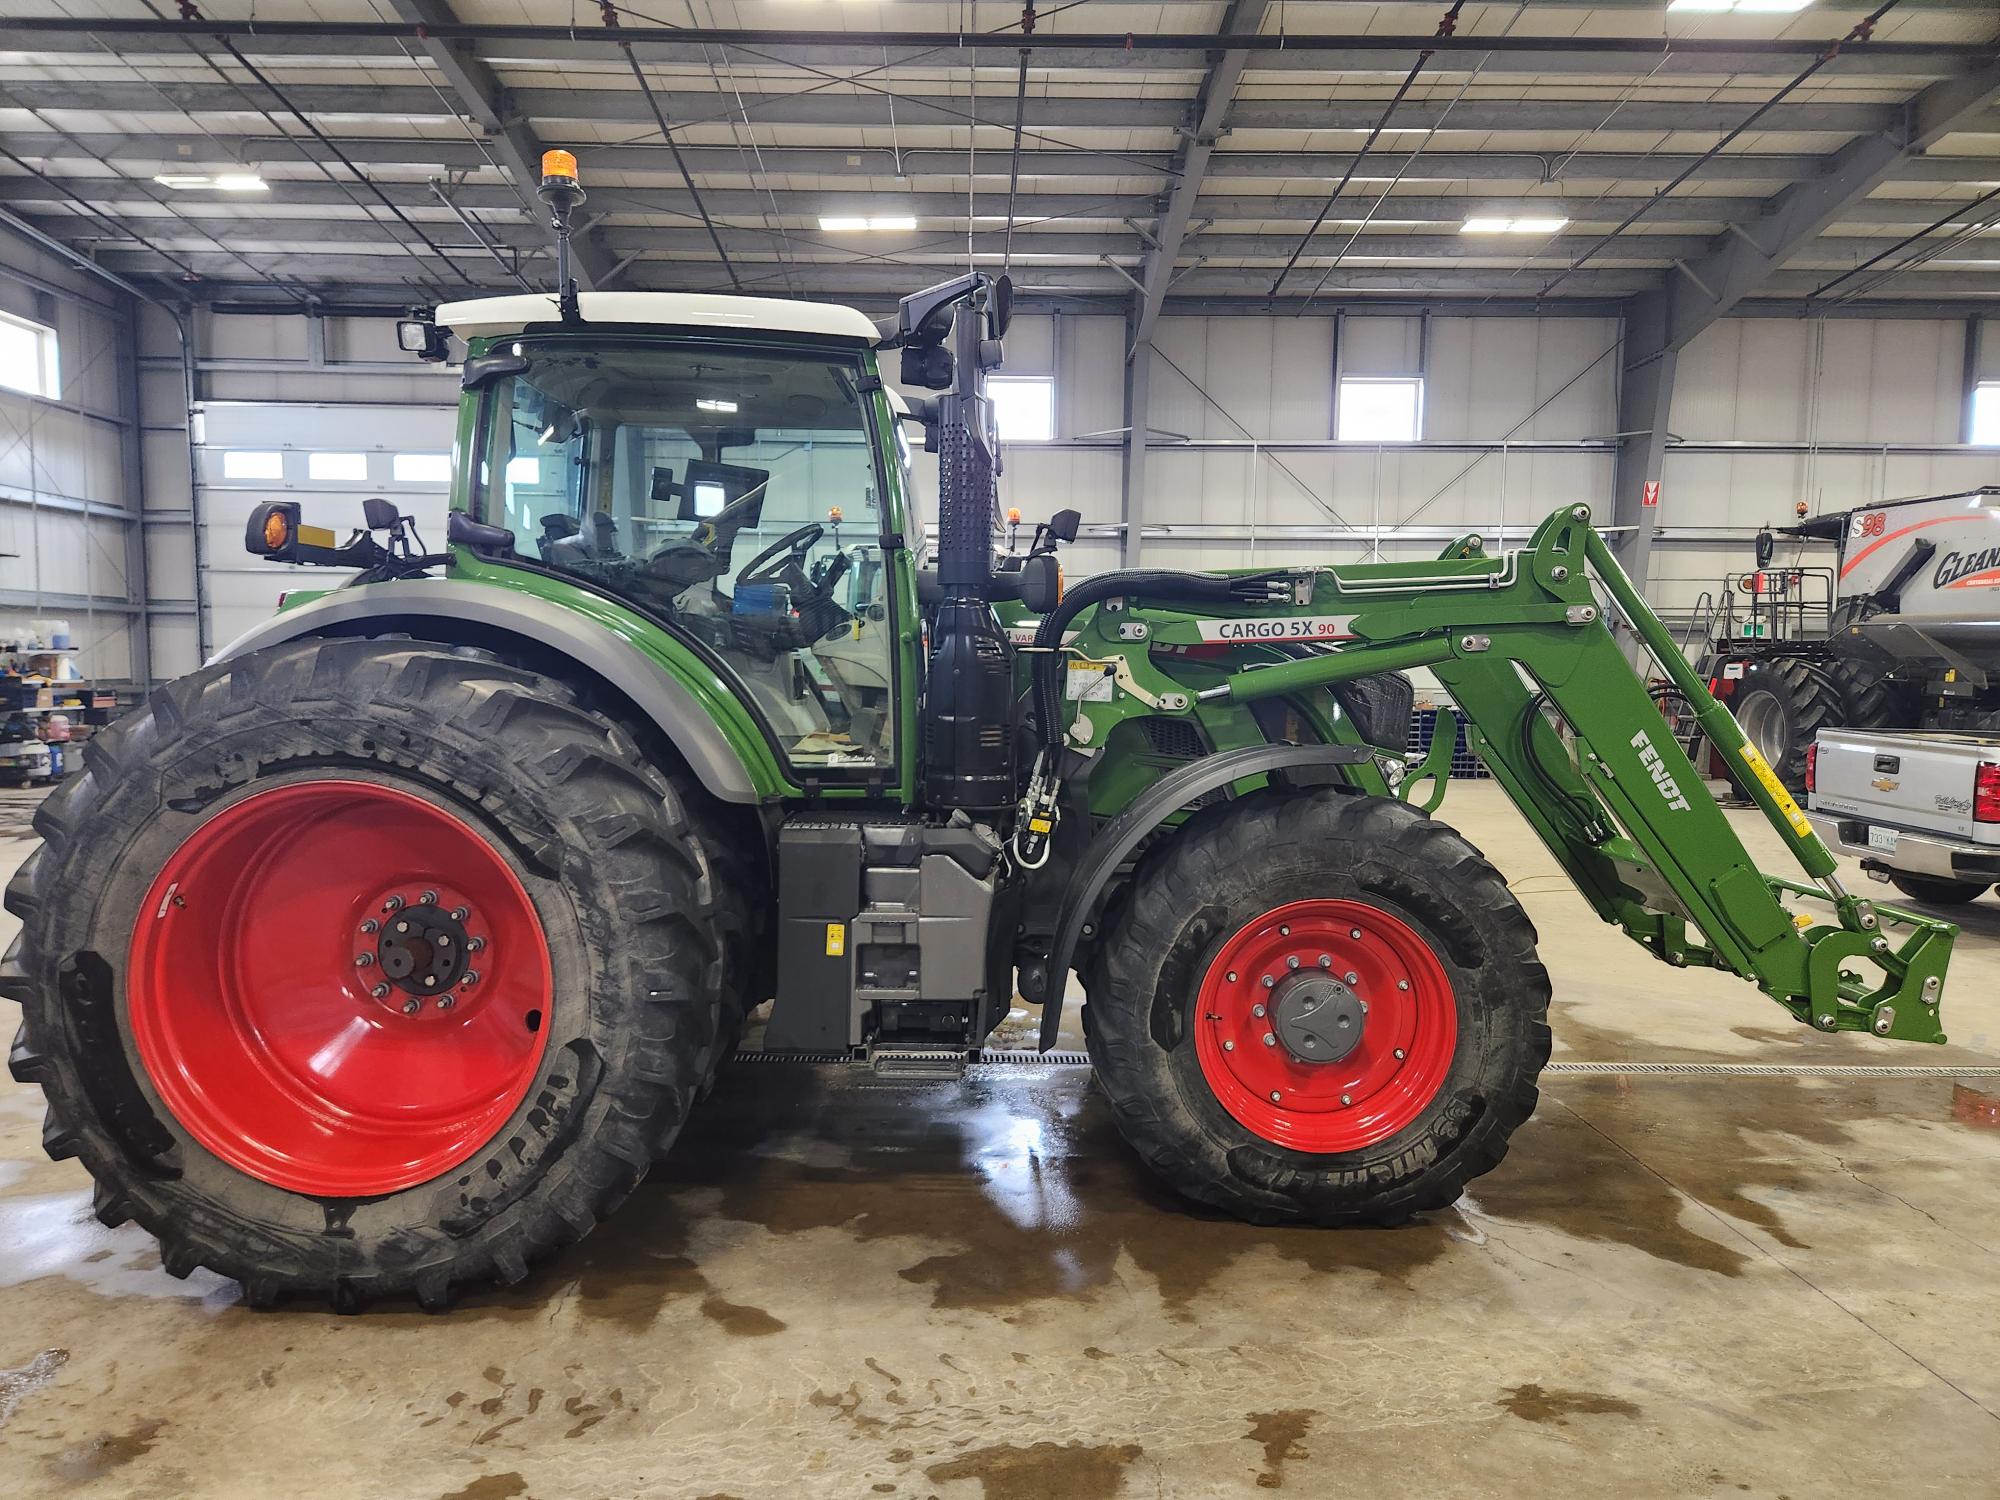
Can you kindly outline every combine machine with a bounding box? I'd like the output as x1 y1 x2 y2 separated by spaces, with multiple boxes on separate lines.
1 154 1961 1308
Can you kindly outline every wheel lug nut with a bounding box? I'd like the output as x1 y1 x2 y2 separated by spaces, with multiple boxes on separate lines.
1397 980 1410 992
438 934 452 947
1394 1047 1406 1060
1278 925 1290 936
468 937 486 953
461 970 479 987
1269 1091 1281 1103
395 921 409 934
1223 1040 1235 1052
437 995 455 1011
1261 975 1276 989
423 976 436 988
1226 971 1238 983
371 983 390 1000
1262 1032 1276 1047
419 890 438 905
1252 1004 1266 1018
451 906 469 922
382 895 404 913
402 999 421 1016
1287 956 1301 971
1350 928 1362 940
360 918 379 934
1318 955 1332 968
1345 971 1359 985
355 953 373 968
1340 1093 1352 1106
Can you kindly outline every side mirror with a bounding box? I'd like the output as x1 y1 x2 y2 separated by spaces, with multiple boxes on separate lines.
1018 552 1062 614
988 274 1013 338
1049 508 1081 544
362 497 400 532
461 349 529 391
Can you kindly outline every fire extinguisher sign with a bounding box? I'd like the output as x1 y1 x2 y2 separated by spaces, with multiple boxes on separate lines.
1641 480 1661 509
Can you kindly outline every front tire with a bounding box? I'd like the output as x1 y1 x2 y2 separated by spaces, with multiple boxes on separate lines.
1732 658 1842 793
3 638 739 1309
1085 790 1550 1225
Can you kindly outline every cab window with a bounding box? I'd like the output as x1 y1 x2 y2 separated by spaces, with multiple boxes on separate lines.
476 341 896 773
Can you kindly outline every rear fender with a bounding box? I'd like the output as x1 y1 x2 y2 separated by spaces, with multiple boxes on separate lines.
213 577 774 804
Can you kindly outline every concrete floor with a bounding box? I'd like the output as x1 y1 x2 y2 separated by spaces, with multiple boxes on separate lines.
3 782 2000 1498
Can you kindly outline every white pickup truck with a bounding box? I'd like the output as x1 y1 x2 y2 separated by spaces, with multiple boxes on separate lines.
1807 726 2000 905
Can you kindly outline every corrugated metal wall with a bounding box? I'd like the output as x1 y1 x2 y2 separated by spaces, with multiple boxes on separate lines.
0 240 146 683
113 303 2000 674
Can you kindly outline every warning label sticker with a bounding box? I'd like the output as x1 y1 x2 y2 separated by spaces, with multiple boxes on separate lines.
1065 664 1117 702
1194 615 1356 643
1738 743 1815 839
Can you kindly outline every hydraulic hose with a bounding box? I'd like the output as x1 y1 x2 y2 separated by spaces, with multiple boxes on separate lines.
1029 568 1278 746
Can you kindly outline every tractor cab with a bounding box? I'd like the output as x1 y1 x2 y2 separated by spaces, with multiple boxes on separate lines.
437 290 913 780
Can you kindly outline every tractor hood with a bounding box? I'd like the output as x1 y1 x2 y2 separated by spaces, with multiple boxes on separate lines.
435 291 881 346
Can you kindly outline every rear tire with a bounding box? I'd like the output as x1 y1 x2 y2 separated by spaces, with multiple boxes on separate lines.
3 637 740 1310
1732 657 1842 793
1889 873 1991 907
1084 790 1550 1225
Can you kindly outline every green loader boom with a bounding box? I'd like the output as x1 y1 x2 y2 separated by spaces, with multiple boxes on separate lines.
1052 502 1956 1045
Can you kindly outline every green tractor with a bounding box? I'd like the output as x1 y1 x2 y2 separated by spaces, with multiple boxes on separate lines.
3 157 1962 1310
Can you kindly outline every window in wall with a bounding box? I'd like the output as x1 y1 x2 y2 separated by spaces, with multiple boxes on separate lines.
988 375 1055 442
307 451 369 481
1973 382 2000 445
222 449 285 480
393 452 452 484
1337 376 1423 443
0 310 61 400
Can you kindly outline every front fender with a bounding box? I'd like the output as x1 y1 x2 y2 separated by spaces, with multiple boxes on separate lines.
1020 741 1374 1049
214 575 777 804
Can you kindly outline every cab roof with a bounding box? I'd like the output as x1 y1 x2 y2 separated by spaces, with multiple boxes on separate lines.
436 291 881 346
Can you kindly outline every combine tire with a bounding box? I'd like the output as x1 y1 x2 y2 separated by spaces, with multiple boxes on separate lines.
1888 874 1991 907
3 638 741 1310
1084 790 1550 1225
1827 660 1914 731
1732 658 1842 793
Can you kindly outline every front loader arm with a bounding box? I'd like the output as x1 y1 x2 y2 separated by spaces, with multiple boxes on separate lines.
1186 504 1955 1043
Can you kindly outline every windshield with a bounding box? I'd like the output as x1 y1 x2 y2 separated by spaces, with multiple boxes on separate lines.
474 339 898 774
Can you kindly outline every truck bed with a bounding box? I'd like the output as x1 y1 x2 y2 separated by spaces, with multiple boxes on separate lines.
1807 725 2000 885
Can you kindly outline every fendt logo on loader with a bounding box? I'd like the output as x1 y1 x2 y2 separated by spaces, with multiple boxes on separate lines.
1629 730 1692 813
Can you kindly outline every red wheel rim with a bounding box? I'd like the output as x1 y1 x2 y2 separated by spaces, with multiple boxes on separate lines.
127 780 553 1196
1193 898 1456 1153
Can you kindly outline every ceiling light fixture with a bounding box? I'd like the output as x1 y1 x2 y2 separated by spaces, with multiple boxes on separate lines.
818 215 917 232
1669 0 1811 11
152 172 269 191
696 397 739 413
1460 216 1570 234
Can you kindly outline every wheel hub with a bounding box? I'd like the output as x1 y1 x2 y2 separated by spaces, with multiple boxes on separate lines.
365 893 483 1012
1192 898 1457 1154
1271 971 1364 1064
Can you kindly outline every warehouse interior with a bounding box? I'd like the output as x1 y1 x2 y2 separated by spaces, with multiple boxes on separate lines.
2 1 2000 1496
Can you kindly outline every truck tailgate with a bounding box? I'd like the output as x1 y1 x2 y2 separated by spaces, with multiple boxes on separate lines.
1810 727 2000 846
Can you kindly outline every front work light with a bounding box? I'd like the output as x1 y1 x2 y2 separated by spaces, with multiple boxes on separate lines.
397 317 450 362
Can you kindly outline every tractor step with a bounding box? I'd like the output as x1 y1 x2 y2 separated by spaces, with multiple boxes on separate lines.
865 1046 970 1082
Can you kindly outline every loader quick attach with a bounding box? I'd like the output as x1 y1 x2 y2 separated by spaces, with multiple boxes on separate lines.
0 148 1960 1309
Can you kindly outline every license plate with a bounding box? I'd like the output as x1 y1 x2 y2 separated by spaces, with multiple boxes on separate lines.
1867 825 1899 854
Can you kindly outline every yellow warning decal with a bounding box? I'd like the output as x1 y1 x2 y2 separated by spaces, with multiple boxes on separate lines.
1738 743 1814 839
297 523 338 548
824 922 846 957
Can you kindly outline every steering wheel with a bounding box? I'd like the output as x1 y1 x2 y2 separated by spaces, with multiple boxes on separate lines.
739 523 823 589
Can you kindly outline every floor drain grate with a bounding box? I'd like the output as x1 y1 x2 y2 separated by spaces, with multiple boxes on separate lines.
1546 1061 2000 1078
